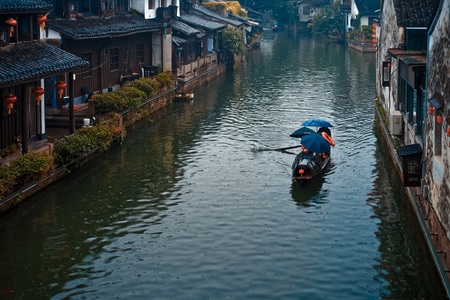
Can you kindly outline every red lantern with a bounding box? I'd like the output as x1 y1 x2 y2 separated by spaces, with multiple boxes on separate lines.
55 81 67 99
447 128 450 137
428 106 435 115
5 18 17 37
38 15 47 32
32 87 45 106
3 93 17 115
436 115 443 124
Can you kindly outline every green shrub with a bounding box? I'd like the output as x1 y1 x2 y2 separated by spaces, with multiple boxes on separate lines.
117 86 146 110
10 152 53 178
92 92 123 114
54 125 114 164
93 86 147 114
132 77 159 97
0 164 18 195
155 72 173 88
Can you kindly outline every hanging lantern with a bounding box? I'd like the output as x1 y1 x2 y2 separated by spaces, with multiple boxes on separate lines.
5 18 17 37
447 128 450 137
436 115 443 124
32 87 45 106
38 15 47 32
55 81 67 99
3 93 17 115
428 106 435 115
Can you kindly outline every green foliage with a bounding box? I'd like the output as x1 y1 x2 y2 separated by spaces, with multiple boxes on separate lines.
93 85 146 114
0 152 53 196
361 25 372 38
10 152 53 177
155 72 173 88
0 144 18 157
223 26 246 56
308 2 344 39
117 86 146 110
54 125 115 164
0 164 18 195
132 77 158 97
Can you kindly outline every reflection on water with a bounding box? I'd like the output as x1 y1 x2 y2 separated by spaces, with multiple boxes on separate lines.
0 33 446 299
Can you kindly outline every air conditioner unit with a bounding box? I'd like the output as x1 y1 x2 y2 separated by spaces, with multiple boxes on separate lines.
389 110 402 135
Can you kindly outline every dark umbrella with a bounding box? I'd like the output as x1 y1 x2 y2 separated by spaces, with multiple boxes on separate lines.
301 119 333 128
301 133 331 153
290 126 315 138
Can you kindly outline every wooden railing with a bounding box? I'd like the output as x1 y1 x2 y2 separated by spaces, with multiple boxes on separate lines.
176 52 218 78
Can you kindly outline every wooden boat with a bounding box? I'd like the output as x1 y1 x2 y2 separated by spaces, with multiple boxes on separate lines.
174 92 194 102
291 126 334 185
292 150 330 185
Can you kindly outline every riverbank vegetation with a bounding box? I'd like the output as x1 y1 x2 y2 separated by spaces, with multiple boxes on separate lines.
0 72 175 200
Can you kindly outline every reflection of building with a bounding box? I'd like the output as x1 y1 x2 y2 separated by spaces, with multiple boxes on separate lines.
0 1 89 153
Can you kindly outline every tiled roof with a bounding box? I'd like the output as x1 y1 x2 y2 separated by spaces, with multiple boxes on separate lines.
172 36 186 45
179 14 227 31
193 4 243 27
0 0 52 12
392 0 438 27
171 20 201 36
46 15 162 40
0 41 89 87
355 0 380 15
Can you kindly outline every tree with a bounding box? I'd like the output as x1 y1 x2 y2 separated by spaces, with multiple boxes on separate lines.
308 2 344 39
222 26 246 56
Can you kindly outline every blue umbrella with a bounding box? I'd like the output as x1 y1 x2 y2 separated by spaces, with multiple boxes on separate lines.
301 133 331 153
301 119 333 128
290 126 315 138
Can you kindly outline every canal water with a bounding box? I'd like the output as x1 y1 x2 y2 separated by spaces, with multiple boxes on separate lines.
0 34 446 299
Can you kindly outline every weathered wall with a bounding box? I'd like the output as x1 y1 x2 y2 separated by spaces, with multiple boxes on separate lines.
378 0 400 116
424 0 450 239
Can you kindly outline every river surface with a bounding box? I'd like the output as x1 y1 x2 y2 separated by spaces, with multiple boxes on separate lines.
0 33 447 299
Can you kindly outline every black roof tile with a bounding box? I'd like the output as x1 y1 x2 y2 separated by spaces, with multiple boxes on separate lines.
171 19 201 36
0 41 89 87
193 4 243 27
179 14 227 31
0 0 52 12
392 0 438 27
47 15 162 40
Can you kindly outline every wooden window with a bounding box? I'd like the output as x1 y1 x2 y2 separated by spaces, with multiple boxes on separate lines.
110 48 119 71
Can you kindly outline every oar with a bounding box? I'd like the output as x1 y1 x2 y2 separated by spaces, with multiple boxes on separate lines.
272 145 302 151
